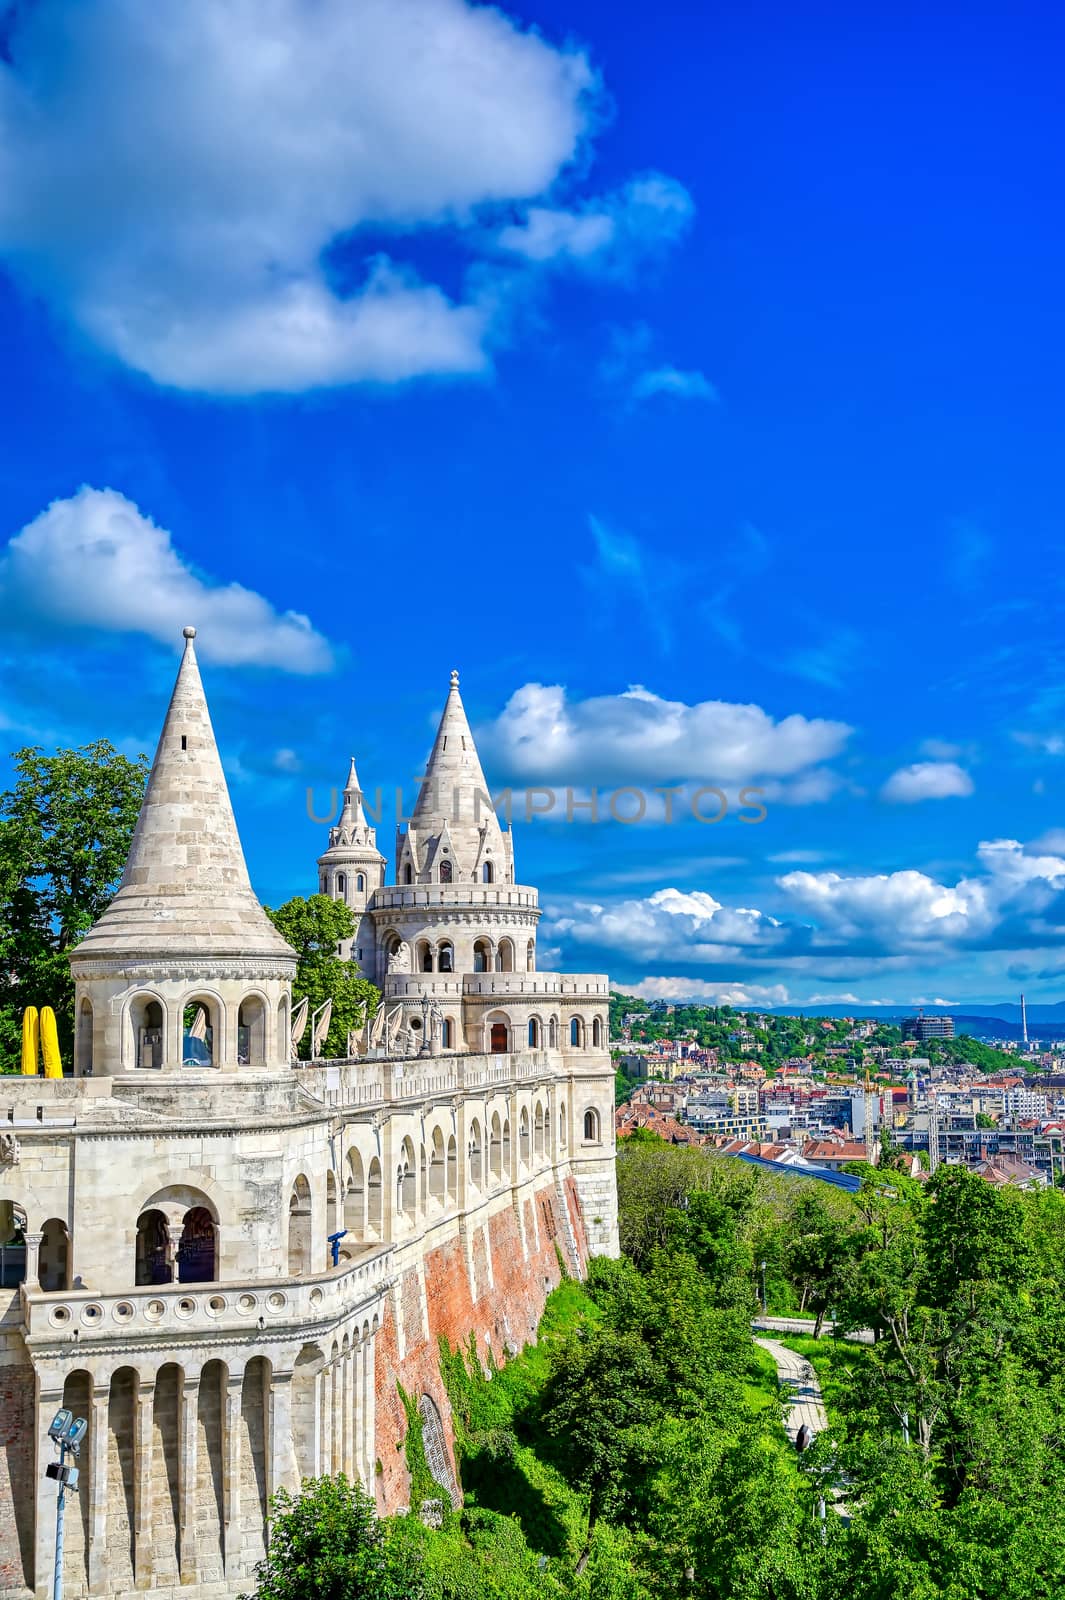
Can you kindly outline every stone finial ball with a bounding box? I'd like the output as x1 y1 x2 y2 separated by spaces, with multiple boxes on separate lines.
183 626 197 639
450 668 460 688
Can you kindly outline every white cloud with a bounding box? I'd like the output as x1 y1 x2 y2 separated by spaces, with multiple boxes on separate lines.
496 173 693 271
0 486 334 672
881 761 974 803
631 366 718 403
624 977 792 1005
0 0 668 393
777 866 985 944
546 887 785 967
481 682 853 786
1013 731 1065 757
273 748 302 773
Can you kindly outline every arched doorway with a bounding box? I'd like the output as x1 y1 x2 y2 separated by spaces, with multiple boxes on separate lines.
490 1021 508 1054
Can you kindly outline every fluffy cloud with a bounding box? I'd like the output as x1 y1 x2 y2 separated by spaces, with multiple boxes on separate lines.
547 888 787 967
542 838 1065 988
623 977 792 1005
0 0 684 393
0 487 333 671
881 761 974 802
496 173 693 272
481 682 853 786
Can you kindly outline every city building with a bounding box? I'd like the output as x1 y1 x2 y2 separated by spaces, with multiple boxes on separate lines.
902 1013 955 1041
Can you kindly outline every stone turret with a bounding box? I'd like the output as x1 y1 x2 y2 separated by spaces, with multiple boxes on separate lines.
69 627 296 1076
317 756 386 975
396 668 514 887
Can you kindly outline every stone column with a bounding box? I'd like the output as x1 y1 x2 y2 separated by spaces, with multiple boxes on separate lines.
33 1380 63 1600
341 1347 355 1480
178 1373 199 1584
361 1336 376 1491
331 1358 343 1479
223 1371 243 1577
267 1371 298 1501
166 1224 183 1284
23 1231 43 1290
133 1372 155 1586
87 1382 109 1594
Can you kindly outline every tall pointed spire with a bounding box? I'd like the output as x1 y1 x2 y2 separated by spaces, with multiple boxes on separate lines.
411 668 494 831
398 669 513 884
73 627 293 959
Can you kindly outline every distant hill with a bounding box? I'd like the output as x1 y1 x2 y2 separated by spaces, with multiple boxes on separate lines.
764 1003 1065 1042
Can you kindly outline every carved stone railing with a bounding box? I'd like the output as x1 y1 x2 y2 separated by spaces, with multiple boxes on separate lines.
20 1244 394 1349
371 885 539 912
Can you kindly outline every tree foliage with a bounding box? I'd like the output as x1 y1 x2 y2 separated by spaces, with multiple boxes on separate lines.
265 894 379 1058
0 741 148 1071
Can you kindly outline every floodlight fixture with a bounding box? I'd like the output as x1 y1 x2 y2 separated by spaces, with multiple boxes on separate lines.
47 1409 72 1441
66 1417 88 1449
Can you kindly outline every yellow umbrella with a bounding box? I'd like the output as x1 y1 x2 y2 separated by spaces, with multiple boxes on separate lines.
40 1007 64 1079
21 1007 39 1076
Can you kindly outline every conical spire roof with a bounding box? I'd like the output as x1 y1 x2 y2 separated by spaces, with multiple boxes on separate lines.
72 627 295 963
319 753 383 861
411 669 493 828
401 669 512 883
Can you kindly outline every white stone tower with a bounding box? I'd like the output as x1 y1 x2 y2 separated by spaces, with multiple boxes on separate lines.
69 626 297 1075
317 756 386 977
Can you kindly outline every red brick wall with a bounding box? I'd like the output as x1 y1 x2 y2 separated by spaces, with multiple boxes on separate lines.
374 1176 588 1512
0 1359 35 1593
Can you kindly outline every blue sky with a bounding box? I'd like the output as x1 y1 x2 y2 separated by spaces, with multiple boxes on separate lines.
2 0 1065 1008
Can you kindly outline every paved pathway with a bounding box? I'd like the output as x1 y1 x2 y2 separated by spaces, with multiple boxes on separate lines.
755 1336 827 1444
752 1314 873 1344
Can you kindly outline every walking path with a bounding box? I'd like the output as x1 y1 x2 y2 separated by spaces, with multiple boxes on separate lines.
755 1336 827 1444
752 1314 872 1344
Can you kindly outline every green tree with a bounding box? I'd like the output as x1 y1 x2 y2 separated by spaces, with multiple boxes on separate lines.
241 1476 425 1600
265 896 379 1058
539 1329 661 1570
0 741 148 1071
783 1188 854 1336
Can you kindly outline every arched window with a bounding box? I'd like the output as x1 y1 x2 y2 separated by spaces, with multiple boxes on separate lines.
356 873 365 893
135 1209 170 1285
468 1120 483 1188
559 1101 567 1147
549 1016 558 1050
288 1176 312 1276
526 941 535 973
0 1202 27 1288
336 873 346 897
238 995 267 1066
570 1016 582 1048
39 1217 69 1291
496 940 514 973
429 1127 446 1206
519 1109 530 1165
130 993 165 1070
489 1114 502 1182
592 1016 603 1048
417 941 434 973
439 858 453 884
438 941 454 973
528 1017 540 1049
404 863 413 884
345 1149 365 1241
441 1017 453 1050
366 1158 383 1240
534 1103 545 1160
482 861 494 883
177 1206 216 1283
473 940 490 973
183 996 221 1068
583 1108 601 1143
397 1139 416 1218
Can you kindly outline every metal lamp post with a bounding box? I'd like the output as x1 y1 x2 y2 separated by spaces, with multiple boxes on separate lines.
45 1408 87 1600
760 1259 767 1312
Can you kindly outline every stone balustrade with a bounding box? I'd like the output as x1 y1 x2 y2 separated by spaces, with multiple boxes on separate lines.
20 1243 394 1350
297 1049 558 1108
371 884 539 912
